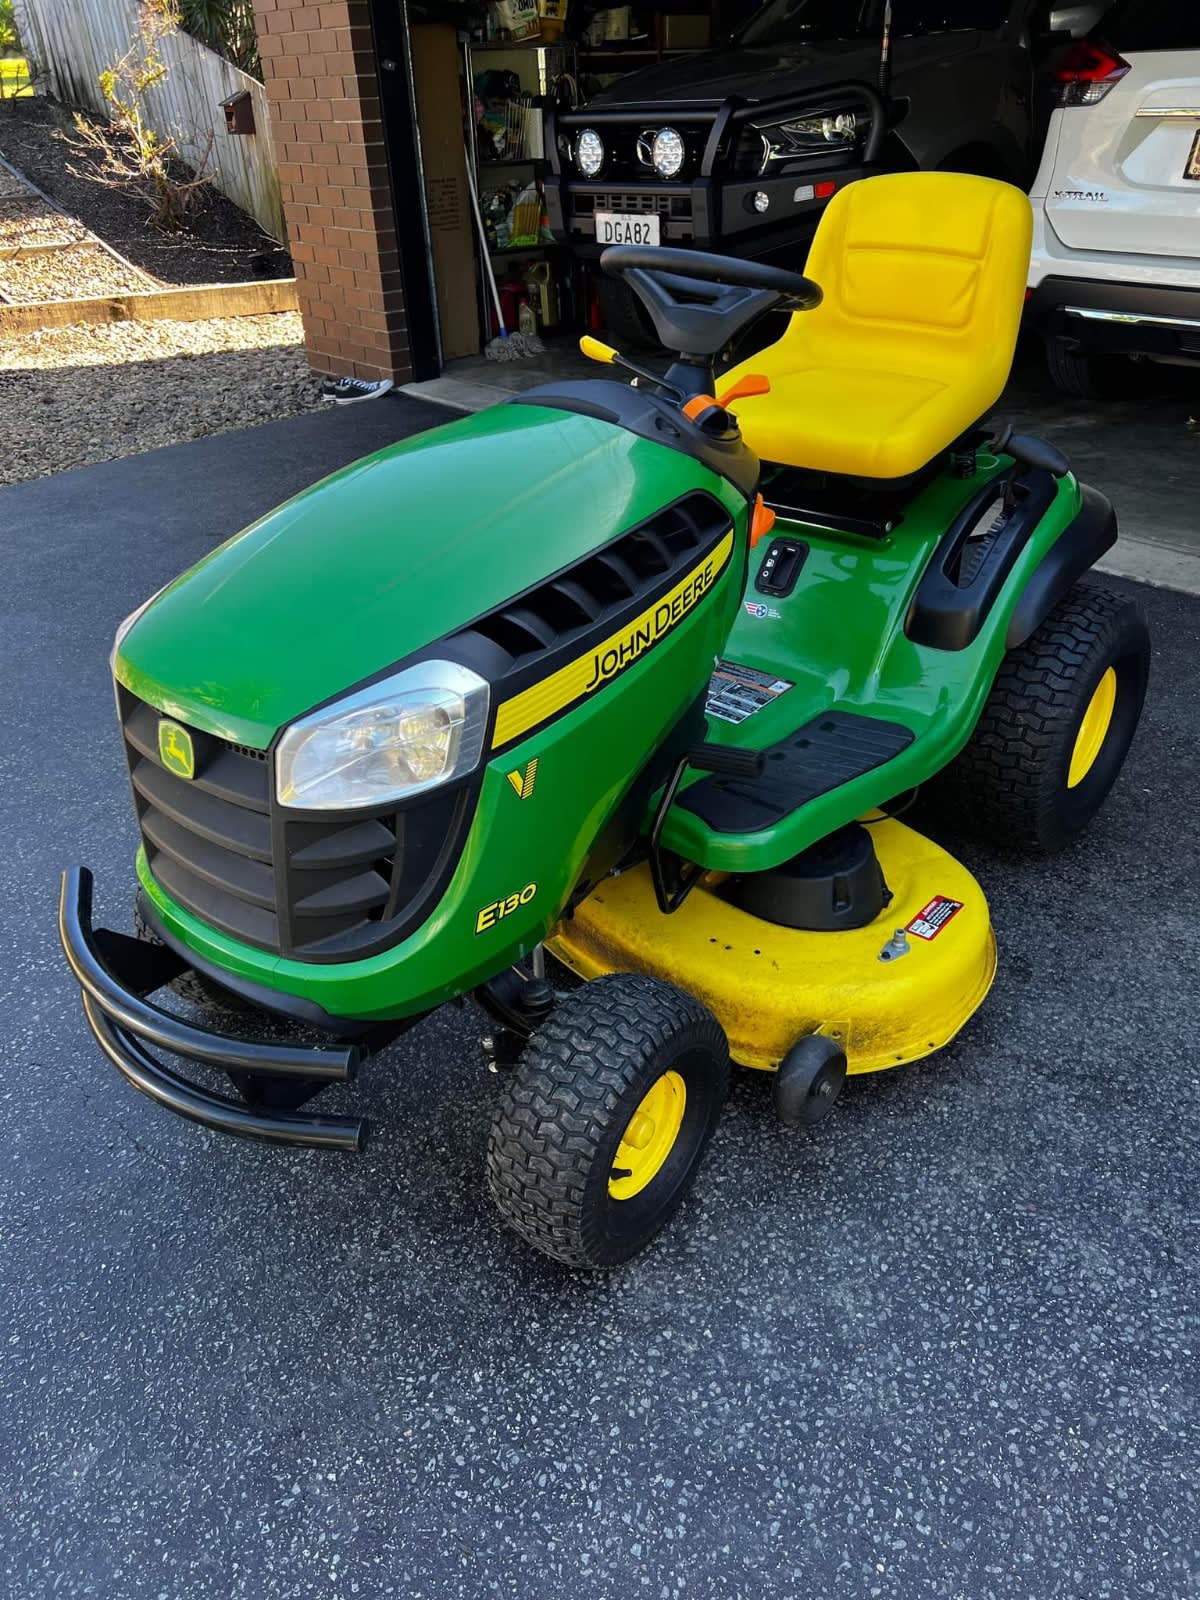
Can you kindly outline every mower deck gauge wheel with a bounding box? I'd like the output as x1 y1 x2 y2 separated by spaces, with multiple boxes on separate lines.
774 1035 848 1128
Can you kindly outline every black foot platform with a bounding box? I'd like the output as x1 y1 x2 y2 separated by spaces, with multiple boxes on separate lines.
676 711 915 834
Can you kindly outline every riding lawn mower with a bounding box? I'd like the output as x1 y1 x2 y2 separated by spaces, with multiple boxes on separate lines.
60 173 1150 1268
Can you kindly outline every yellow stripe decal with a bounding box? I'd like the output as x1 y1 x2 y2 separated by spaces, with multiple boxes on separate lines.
494 529 734 749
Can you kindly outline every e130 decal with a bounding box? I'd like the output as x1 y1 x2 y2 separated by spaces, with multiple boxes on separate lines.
475 882 538 934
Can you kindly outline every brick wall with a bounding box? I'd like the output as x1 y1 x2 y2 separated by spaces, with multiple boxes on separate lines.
252 0 410 381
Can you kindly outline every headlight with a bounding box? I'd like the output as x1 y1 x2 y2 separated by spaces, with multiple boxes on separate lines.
651 127 685 179
276 660 489 812
757 110 857 172
575 127 604 178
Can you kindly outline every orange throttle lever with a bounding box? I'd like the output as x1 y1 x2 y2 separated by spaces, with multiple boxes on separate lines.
717 373 770 407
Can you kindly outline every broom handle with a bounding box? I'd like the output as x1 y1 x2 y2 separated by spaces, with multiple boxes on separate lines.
463 143 508 334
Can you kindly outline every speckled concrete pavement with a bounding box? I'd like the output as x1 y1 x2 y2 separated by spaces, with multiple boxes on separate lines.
1 400 1197 1599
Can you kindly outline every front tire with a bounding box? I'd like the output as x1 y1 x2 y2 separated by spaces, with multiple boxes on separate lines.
486 974 729 1269
930 585 1150 853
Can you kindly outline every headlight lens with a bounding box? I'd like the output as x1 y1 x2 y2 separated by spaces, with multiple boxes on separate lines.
575 127 605 178
757 110 857 171
276 660 489 812
651 126 685 179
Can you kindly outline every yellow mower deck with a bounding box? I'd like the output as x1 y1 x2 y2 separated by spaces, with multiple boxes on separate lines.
549 819 996 1075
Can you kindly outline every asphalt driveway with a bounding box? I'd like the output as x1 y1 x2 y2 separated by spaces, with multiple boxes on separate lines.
1 397 1197 1599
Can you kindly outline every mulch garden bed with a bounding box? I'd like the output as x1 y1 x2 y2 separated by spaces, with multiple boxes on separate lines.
0 97 292 285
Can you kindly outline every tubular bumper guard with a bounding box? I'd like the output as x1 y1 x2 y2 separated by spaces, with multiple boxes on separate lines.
59 867 367 1152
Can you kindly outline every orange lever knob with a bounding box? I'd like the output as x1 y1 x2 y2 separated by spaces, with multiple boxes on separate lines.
749 493 776 549
717 373 770 408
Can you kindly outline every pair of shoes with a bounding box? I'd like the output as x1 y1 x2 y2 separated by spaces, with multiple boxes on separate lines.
319 377 395 406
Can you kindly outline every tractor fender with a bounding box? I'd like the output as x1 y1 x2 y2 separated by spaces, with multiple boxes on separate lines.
1006 484 1117 650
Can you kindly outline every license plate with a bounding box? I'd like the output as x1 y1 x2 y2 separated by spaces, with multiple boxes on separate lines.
1187 130 1200 179
594 210 661 247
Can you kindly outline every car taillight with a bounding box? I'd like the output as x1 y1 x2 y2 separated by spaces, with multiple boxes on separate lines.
1054 38 1130 107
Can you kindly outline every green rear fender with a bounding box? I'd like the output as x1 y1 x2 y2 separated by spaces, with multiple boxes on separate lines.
662 461 1087 871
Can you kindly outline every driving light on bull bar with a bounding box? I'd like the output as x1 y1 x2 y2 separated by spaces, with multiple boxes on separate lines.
651 127 685 179
276 661 489 811
575 127 605 178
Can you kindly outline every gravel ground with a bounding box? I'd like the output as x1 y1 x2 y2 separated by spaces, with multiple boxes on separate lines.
0 312 319 484
0 196 87 249
0 238 147 301
0 98 291 283
0 166 38 197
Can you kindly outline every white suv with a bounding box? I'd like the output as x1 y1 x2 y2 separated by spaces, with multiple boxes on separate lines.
1027 1 1200 395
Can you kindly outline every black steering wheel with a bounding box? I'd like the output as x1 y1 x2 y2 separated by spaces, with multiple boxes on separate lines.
602 246 822 307
599 245 821 362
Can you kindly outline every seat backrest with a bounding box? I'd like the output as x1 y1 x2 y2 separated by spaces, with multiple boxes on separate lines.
792 172 1033 390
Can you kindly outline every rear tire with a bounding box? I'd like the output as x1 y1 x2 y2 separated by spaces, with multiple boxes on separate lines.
928 586 1150 854
486 973 729 1269
1045 337 1112 400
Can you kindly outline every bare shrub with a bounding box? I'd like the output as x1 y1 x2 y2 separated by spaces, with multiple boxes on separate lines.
66 1 214 231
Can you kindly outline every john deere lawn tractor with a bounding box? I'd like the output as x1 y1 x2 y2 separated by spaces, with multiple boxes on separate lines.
61 173 1149 1269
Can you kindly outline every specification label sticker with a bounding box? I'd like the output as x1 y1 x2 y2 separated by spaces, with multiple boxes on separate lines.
706 660 794 725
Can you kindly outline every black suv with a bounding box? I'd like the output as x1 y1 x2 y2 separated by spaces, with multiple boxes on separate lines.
545 1 1095 334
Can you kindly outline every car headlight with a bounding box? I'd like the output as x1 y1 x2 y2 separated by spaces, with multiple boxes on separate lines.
575 127 605 178
757 110 857 173
651 127 685 179
276 660 489 812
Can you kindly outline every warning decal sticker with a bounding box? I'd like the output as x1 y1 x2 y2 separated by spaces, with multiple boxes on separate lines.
706 660 794 725
906 896 964 941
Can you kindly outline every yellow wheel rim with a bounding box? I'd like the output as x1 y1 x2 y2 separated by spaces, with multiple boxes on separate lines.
1068 666 1117 788
609 1071 687 1200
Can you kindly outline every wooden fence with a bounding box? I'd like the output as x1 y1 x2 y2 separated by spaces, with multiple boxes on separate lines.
10 0 284 239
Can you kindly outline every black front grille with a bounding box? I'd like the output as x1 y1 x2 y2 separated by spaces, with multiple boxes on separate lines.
120 691 469 962
575 191 694 220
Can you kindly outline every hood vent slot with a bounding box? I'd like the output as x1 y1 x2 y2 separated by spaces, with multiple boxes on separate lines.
461 491 730 670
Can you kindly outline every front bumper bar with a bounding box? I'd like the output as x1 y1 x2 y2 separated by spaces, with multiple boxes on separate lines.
59 867 368 1151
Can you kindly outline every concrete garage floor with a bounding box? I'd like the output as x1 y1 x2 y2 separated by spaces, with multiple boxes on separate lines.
409 337 1200 595
2 395 1199 1598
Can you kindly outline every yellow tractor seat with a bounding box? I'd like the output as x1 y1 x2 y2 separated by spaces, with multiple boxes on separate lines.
724 172 1034 482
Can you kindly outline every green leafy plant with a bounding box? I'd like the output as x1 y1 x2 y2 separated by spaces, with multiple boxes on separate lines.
0 0 20 54
176 0 260 78
67 2 213 230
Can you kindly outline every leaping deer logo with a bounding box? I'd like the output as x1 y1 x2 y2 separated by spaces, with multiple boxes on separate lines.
158 720 195 779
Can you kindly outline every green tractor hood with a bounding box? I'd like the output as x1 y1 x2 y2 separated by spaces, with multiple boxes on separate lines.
116 404 734 748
